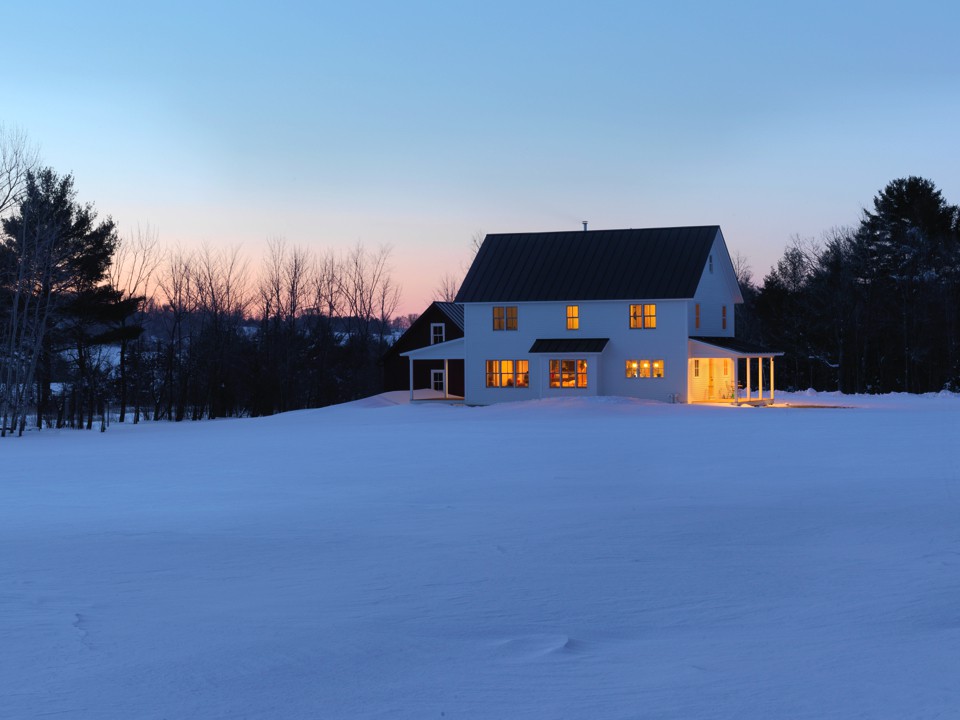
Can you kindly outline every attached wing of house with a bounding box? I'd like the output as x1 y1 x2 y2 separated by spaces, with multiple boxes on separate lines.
384 301 465 398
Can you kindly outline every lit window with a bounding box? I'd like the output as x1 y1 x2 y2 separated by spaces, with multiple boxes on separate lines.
431 323 445 344
493 306 517 331
694 359 700 378
497 360 515 387
486 359 501 387
516 360 529 387
492 307 504 331
627 359 665 379
549 359 587 388
629 303 656 329
722 305 727 330
695 303 700 329
566 305 579 330
486 359 528 388
723 359 729 376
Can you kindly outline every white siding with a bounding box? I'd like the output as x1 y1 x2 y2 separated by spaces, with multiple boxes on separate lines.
464 300 689 405
688 231 742 338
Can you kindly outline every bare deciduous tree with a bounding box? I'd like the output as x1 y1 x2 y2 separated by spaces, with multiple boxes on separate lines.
731 250 753 290
0 124 39 218
109 225 160 422
155 246 194 421
433 272 460 302
469 229 485 256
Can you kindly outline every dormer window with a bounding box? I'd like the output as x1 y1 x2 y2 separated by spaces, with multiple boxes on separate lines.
431 323 445 344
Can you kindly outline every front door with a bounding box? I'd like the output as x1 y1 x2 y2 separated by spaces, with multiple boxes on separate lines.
431 369 445 394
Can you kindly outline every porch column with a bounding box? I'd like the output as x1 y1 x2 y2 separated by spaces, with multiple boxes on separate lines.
769 357 775 402
757 356 763 402
443 359 449 398
746 357 752 402
408 359 414 402
733 357 739 405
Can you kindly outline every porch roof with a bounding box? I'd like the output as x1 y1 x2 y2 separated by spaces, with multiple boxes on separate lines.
400 337 465 360
689 336 783 358
529 338 609 354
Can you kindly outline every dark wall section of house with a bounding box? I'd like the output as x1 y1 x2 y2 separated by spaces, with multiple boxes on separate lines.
383 303 464 395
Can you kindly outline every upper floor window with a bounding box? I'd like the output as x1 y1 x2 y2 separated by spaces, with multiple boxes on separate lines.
695 303 700 329
709 254 714 273
549 359 588 388
566 305 579 330
493 306 518 331
629 303 656 329
722 305 727 330
431 323 445 344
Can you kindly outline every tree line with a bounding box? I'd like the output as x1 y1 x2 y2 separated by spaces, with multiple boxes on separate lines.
0 129 401 435
5 123 955 433
738 176 960 394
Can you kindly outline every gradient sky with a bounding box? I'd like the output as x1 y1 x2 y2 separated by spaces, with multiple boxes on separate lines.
5 0 959 315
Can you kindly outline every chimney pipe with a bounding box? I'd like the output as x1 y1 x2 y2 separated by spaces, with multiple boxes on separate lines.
582 221 588 232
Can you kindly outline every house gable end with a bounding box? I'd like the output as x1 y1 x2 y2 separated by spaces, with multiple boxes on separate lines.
692 229 744 305
383 302 464 359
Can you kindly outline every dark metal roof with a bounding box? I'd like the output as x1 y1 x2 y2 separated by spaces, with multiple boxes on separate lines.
455 226 720 302
529 338 610 354
434 302 464 330
690 336 783 356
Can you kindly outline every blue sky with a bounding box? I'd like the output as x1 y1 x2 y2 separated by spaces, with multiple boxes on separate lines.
5 1 959 313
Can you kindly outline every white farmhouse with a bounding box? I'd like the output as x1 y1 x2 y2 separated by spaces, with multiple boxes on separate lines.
403 226 780 404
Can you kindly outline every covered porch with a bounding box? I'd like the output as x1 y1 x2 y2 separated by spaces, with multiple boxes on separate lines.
688 337 784 405
400 338 465 402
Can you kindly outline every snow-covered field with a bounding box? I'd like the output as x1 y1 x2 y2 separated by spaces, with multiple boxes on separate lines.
2 392 959 719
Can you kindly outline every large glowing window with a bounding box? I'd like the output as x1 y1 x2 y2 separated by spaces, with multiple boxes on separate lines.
516 360 529 387
566 305 579 330
486 359 529 388
625 359 663 379
549 359 587 388
629 303 656 329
